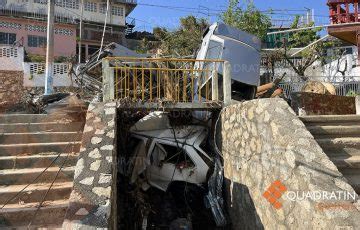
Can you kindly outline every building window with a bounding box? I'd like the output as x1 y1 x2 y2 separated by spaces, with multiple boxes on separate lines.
34 0 47 4
99 3 107 14
28 35 46 47
111 6 124 16
0 32 16 45
84 1 97 12
54 0 79 9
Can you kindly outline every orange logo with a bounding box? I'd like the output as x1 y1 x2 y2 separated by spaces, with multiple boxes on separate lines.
263 180 287 209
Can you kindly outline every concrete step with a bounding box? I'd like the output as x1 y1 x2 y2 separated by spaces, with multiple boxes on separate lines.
307 125 360 138
0 122 84 133
0 132 82 144
0 142 81 156
0 113 85 124
0 154 78 170
338 168 360 194
300 115 360 126
322 148 360 158
331 155 360 169
0 182 73 205
0 166 75 185
316 137 360 150
0 199 68 227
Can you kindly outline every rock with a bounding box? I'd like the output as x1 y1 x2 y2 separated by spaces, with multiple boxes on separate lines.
91 137 102 145
84 125 94 133
105 102 116 107
95 129 105 135
74 158 84 179
89 148 101 159
75 208 89 216
106 130 115 138
79 177 94 186
92 187 111 198
100 145 114 151
99 173 112 184
90 160 101 171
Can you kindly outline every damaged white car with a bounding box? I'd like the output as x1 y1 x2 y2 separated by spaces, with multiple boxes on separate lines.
129 112 213 192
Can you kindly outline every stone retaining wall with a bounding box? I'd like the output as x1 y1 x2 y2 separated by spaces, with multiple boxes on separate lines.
0 71 23 112
63 101 117 229
291 92 356 115
221 98 360 229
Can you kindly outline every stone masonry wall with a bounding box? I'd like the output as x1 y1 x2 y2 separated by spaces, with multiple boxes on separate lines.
0 71 24 112
221 98 360 229
63 101 117 229
291 92 356 115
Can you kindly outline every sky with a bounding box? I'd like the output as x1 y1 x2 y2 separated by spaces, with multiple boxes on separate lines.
129 0 329 32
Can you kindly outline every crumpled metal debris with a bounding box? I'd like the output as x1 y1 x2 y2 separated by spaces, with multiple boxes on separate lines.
205 158 227 227
129 112 212 192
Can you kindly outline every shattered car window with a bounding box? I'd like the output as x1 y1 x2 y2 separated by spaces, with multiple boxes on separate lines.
158 143 195 168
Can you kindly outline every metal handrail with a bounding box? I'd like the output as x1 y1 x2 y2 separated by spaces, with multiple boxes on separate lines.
102 57 231 105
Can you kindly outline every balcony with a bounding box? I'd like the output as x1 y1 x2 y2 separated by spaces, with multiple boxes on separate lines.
328 0 359 24
83 30 124 44
0 5 76 24
327 0 360 45
113 0 137 15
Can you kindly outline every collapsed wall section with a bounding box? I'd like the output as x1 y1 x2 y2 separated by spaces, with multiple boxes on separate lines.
221 98 360 229
0 71 23 112
63 101 117 229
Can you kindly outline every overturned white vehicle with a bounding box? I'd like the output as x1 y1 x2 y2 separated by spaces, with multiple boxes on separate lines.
129 112 213 191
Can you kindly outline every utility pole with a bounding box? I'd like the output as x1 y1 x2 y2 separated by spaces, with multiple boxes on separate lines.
44 0 55 95
304 7 314 24
312 9 315 24
78 0 84 64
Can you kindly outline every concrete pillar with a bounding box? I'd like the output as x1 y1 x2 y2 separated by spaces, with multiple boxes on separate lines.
78 0 84 64
44 0 55 95
356 95 360 115
223 61 232 106
102 59 114 102
211 69 219 101
357 31 360 65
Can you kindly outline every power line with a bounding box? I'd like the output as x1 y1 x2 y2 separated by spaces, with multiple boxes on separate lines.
137 3 329 17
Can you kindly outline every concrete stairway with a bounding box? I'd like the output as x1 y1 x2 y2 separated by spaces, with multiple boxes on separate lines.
301 115 360 194
0 113 85 228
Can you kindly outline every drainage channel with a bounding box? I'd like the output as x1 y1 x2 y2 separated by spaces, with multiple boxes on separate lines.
116 110 227 230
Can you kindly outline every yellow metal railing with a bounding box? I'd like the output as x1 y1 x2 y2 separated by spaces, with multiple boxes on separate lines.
104 57 225 103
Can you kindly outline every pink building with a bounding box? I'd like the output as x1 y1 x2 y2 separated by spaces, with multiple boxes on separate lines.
0 0 137 61
0 16 76 57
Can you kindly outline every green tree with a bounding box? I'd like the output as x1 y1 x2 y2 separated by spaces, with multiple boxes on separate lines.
220 0 271 40
282 16 325 80
153 16 208 56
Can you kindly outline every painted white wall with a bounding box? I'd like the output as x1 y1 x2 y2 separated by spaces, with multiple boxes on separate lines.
261 46 360 83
